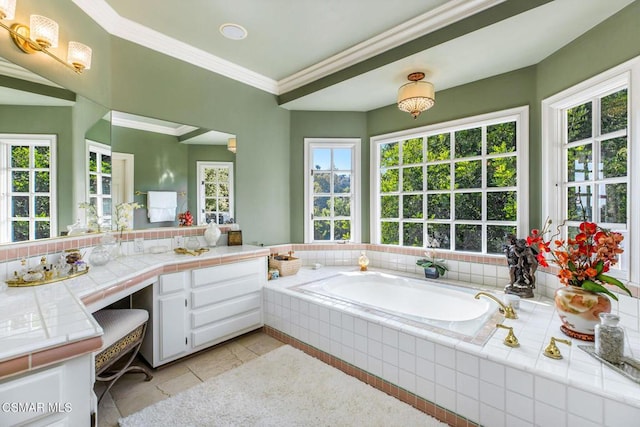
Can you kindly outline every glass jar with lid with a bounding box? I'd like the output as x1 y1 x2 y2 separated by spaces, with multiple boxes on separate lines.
595 313 624 364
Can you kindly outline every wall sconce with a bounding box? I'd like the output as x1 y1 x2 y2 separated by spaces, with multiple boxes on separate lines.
397 72 435 119
227 137 237 153
0 0 92 73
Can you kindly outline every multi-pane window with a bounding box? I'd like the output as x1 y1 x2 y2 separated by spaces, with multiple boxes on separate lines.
88 141 112 228
564 88 627 231
197 162 234 225
304 138 360 243
0 135 56 243
373 108 527 253
543 60 639 282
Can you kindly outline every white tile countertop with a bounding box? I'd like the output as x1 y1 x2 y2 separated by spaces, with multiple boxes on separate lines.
0 244 269 376
264 266 640 410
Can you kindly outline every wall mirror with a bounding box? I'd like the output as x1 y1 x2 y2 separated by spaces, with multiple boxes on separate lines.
0 56 77 244
107 111 236 230
0 55 236 245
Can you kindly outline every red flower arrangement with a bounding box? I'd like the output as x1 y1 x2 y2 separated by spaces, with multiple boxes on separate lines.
178 210 193 227
528 219 631 301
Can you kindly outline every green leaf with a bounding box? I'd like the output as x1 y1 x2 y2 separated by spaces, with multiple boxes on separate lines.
595 260 604 274
581 280 618 301
596 274 632 297
435 265 447 276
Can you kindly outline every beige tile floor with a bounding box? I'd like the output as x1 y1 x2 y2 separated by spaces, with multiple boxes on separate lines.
95 330 284 427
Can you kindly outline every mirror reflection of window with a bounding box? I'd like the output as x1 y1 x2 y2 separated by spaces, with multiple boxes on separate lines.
1 134 57 243
87 141 112 229
197 162 234 225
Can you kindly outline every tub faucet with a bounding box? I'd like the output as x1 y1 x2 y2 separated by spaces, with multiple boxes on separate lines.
474 292 518 319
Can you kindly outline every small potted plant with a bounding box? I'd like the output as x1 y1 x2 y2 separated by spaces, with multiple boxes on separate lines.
416 241 448 279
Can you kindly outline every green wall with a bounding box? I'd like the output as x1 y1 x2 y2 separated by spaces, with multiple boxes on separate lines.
536 0 640 101
289 111 368 243
1 0 638 246
85 118 111 146
111 126 189 229
0 105 74 232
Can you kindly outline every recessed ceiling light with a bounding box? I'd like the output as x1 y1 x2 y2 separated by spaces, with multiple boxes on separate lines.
219 23 248 40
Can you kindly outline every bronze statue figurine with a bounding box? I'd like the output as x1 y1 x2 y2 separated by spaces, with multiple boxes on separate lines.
504 233 538 298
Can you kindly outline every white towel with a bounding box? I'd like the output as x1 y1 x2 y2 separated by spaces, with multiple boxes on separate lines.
147 191 177 222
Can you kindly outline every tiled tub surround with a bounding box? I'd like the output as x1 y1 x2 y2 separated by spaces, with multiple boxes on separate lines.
264 264 640 427
270 243 640 334
293 271 502 345
0 234 268 380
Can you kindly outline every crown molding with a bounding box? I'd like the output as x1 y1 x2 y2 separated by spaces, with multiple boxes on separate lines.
111 111 198 136
72 0 279 94
277 0 505 93
73 0 503 96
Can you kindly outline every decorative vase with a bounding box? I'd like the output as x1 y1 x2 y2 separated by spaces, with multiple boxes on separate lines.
89 244 111 266
204 222 221 247
423 267 439 279
554 285 611 341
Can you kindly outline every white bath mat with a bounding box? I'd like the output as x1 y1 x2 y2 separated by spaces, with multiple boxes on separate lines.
119 345 447 427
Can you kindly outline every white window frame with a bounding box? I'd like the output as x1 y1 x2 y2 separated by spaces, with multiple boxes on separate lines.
0 134 57 243
370 106 529 253
304 138 361 243
86 140 112 226
196 161 234 225
542 56 640 284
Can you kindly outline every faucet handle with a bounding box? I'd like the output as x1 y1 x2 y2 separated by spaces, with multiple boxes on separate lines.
543 336 571 359
496 323 519 348
502 303 518 320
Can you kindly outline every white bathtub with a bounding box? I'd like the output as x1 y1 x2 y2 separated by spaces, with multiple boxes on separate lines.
293 270 500 344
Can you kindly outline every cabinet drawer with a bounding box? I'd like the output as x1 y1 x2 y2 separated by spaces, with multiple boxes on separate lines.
191 309 262 348
191 276 261 309
191 292 261 329
0 366 62 426
159 271 188 295
192 259 263 288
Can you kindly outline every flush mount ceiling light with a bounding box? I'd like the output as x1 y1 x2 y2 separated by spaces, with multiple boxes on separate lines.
0 0 92 73
397 72 435 119
219 23 247 40
227 137 237 153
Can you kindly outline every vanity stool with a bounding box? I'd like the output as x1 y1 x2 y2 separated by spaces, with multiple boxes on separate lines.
93 309 153 403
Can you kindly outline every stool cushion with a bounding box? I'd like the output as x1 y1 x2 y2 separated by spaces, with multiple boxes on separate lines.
94 309 149 350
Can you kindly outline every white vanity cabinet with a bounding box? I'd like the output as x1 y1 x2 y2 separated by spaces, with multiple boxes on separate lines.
135 258 266 367
190 260 264 350
0 354 94 427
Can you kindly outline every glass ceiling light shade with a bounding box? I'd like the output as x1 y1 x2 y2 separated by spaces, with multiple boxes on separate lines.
397 72 435 119
227 137 237 153
29 15 58 48
67 41 92 71
0 3 91 74
0 0 16 20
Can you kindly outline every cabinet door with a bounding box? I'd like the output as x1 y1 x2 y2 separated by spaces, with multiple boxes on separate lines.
159 294 187 361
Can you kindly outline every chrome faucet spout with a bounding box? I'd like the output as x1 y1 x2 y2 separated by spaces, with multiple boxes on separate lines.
474 291 518 319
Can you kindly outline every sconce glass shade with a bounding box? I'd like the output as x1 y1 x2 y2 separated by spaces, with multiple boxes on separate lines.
397 73 435 119
67 41 92 71
227 137 237 153
0 0 16 20
30 14 58 48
